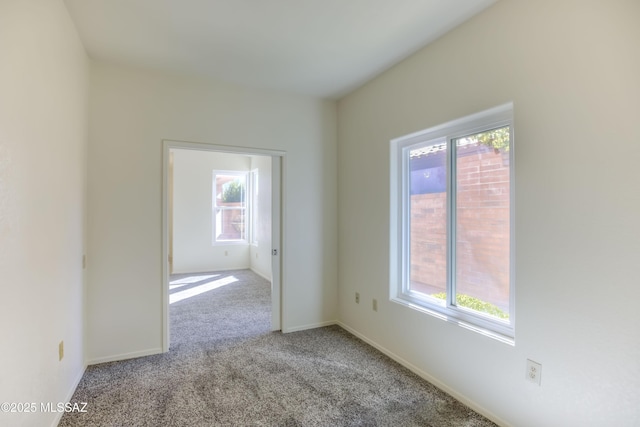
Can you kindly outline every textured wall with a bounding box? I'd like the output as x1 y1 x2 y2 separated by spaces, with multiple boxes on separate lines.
0 1 88 426
87 62 337 362
338 1 640 425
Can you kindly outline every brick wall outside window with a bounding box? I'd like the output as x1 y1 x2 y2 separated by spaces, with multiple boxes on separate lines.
410 145 510 311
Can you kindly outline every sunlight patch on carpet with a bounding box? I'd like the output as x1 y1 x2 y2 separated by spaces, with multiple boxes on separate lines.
170 276 237 304
169 274 220 288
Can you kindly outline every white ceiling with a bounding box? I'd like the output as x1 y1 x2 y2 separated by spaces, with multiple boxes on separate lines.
64 0 497 99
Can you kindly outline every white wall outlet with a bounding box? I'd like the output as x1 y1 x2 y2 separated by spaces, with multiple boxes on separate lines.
526 359 541 385
372 298 378 312
355 292 360 304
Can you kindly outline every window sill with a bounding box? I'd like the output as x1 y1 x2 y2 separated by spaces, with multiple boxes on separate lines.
212 241 250 246
390 296 515 346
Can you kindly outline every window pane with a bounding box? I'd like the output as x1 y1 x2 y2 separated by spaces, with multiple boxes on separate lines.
216 175 246 206
214 174 246 242
409 142 447 298
455 127 510 319
215 208 245 241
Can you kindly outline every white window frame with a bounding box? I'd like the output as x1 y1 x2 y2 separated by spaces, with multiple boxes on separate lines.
390 103 515 343
249 169 258 246
212 170 249 245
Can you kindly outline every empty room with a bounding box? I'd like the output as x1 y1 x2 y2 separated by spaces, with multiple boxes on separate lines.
1 0 639 426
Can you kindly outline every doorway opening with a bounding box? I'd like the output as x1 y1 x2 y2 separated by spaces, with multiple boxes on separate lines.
162 140 284 352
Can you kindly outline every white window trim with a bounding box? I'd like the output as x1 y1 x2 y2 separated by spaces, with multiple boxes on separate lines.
249 169 258 246
212 170 249 245
390 103 515 344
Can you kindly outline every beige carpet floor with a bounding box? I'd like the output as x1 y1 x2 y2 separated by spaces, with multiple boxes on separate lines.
59 269 496 426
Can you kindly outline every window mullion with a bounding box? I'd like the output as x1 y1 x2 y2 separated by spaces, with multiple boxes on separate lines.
402 145 412 296
447 136 457 309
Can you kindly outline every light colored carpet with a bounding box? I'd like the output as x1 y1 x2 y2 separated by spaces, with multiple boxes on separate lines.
59 269 496 426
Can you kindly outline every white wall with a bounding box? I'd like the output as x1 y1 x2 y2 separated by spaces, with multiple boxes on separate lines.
172 149 252 273
0 1 88 426
249 155 273 280
87 62 337 362
337 1 640 426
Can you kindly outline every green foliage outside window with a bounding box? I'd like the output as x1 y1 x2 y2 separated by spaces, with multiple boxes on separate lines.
222 181 245 203
432 293 509 319
463 126 510 152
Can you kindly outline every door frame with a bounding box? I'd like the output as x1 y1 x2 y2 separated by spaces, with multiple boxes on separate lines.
161 139 286 352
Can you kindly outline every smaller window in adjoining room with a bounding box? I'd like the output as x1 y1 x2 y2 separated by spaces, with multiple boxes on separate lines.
249 169 259 245
390 103 515 343
213 171 248 244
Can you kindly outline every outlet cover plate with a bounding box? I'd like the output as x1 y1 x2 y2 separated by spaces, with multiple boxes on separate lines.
526 359 541 385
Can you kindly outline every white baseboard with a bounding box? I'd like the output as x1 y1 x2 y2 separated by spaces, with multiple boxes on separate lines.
49 364 87 427
282 320 337 333
86 347 163 366
171 267 250 275
336 322 510 427
249 267 271 282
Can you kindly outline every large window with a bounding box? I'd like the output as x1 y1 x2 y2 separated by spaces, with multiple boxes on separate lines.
213 171 248 244
390 103 514 342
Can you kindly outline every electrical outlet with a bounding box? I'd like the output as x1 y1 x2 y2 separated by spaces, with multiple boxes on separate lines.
526 359 541 385
372 299 378 312
59 341 64 361
355 292 360 304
